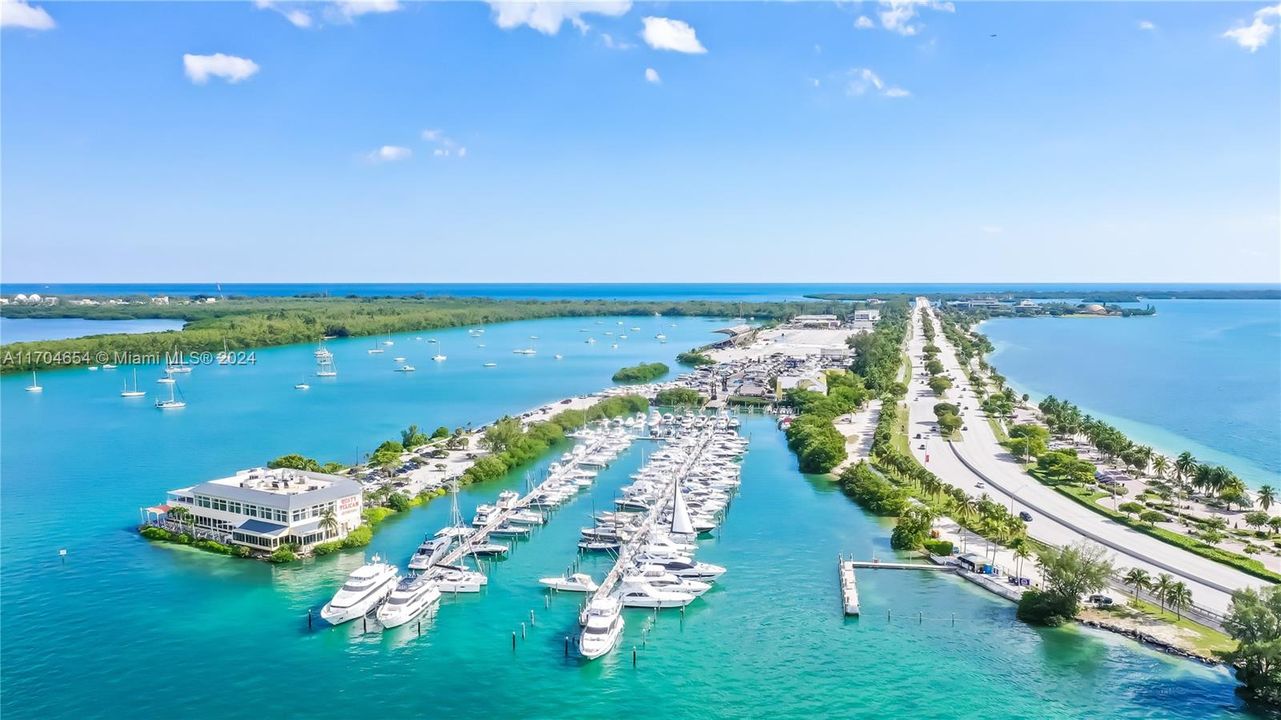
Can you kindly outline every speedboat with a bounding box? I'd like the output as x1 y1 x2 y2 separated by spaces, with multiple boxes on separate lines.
431 565 487 593
320 555 400 625
538 573 598 593
483 362 497 368
578 540 620 552
506 509 545 525
487 524 530 538
615 577 696 609
407 535 452 571
469 542 509 557
376 575 441 628
554 354 564 360
628 564 712 596
579 597 624 660
295 382 310 390
395 364 416 372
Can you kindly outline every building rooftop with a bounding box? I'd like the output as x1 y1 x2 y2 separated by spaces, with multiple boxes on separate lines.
176 467 362 511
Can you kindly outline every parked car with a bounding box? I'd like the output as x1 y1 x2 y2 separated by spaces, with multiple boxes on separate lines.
1019 511 1033 522
975 482 986 489
914 433 922 439
918 444 926 450
1088 594 1114 606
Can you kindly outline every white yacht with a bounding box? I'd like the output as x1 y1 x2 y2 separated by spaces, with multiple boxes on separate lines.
382 333 394 346
615 577 696 609
538 573 598 593
25 370 42 393
120 369 146 398
431 565 487 593
554 354 564 360
295 382 310 390
316 355 337 377
578 596 623 660
320 555 399 625
393 356 406 362
376 575 441 628
407 535 452 571
367 342 384 354
395 364 416 372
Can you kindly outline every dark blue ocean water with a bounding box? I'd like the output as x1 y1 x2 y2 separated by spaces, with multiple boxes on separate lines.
2 282 1277 301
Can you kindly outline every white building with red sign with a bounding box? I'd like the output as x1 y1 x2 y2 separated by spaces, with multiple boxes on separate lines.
157 467 364 551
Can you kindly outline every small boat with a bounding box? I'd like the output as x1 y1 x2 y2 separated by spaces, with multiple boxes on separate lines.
577 540 620 552
477 343 486 348
538 573 598 593
487 524 531 538
585 338 596 344
615 577 696 609
295 382 310 390
120 369 146 398
431 565 487 593
578 597 624 660
25 370 42 393
554 354 564 360
469 543 509 557
155 382 186 410
395 364 416 373
320 555 399 625
88 365 99 371
393 357 406 362
157 375 175 384
483 362 497 368
432 346 447 362
512 348 536 355
368 344 384 354
216 339 232 364
316 355 338 377
377 575 441 629
382 333 394 346
101 363 118 370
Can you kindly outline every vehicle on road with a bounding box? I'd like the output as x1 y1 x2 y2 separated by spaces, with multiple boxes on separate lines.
1019 511 1033 522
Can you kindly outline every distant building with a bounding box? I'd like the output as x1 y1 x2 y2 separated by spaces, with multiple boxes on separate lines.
777 370 828 398
853 309 880 323
157 468 364 551
792 314 840 328
151 296 170 305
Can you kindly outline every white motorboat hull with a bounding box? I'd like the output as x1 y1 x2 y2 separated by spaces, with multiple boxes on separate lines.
377 585 442 628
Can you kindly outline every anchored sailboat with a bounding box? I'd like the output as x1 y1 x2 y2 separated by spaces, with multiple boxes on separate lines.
120 368 146 398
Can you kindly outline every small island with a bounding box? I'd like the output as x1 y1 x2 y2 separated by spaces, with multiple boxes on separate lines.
611 362 669 383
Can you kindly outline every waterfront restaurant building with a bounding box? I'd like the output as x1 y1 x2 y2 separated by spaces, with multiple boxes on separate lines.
159 467 364 550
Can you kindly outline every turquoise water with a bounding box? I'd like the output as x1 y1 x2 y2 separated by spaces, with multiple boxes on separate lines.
0 317 186 343
0 315 1255 718
981 300 1281 487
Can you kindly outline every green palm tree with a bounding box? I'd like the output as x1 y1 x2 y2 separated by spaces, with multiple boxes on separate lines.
1166 582 1193 620
1174 452 1197 487
1151 455 1168 480
1152 573 1176 612
1122 568 1152 605
319 508 340 539
1258 485 1276 513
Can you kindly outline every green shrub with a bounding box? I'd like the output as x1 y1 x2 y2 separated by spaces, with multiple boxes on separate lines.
924 539 954 556
139 525 175 541
341 525 373 549
675 351 715 367
838 461 908 516
654 388 703 407
386 492 412 512
312 540 343 556
1017 589 1076 627
268 546 298 563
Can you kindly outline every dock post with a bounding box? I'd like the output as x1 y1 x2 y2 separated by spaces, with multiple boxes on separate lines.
918 612 923 625
951 613 955 627
564 636 570 657
529 609 535 627
417 620 422 636
307 609 313 631
544 594 549 609
521 622 526 639
512 631 517 651
887 609 892 622
362 616 367 633
632 646 637 667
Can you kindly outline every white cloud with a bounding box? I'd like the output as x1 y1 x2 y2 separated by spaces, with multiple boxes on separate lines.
367 145 412 163
487 1 631 35
600 32 633 50
1137 20 1156 32
845 68 909 98
183 53 260 84
333 0 401 19
641 16 707 54
980 225 1004 234
255 1 313 28
421 128 466 158
855 15 875 30
1223 5 1281 52
1 0 55 30
876 0 954 37
645 67 661 84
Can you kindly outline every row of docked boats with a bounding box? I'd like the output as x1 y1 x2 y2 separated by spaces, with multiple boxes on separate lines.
563 416 747 660
318 423 642 632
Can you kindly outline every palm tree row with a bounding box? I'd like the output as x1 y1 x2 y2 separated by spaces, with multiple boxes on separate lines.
1120 568 1194 619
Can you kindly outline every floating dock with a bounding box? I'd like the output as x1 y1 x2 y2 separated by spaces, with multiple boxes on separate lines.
839 559 860 616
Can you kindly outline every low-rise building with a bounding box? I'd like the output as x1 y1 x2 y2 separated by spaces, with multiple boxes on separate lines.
792 314 840 328
158 467 364 551
853 309 880 323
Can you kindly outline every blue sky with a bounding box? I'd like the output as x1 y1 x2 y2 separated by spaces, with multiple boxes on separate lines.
2 1 1278 283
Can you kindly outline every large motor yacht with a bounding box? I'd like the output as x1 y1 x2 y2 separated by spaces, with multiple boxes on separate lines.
320 555 399 625
376 575 442 628
578 596 624 660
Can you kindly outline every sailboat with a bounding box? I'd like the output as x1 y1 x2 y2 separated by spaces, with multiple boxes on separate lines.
295 377 310 390
120 368 146 398
382 333 394 347
316 355 338 377
432 340 446 362
367 340 384 354
155 381 186 409
157 368 176 384
217 339 232 364
314 338 332 360
670 478 697 537
25 370 42 393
